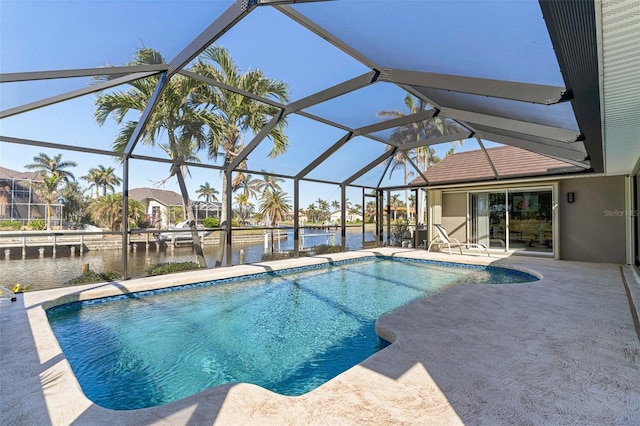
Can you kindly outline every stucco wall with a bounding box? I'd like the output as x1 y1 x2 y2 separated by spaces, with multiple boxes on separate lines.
442 192 467 242
559 175 627 264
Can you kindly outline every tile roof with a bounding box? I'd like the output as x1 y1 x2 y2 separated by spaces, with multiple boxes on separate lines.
128 187 184 206
0 166 42 181
410 145 580 186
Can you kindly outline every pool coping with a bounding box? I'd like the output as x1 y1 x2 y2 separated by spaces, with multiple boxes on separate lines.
2 248 639 425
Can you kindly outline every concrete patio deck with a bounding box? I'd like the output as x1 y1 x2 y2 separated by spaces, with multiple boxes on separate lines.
1 248 639 425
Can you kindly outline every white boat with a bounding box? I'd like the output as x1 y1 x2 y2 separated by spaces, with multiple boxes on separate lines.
156 220 212 244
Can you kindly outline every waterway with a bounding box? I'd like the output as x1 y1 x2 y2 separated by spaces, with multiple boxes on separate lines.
1 228 376 291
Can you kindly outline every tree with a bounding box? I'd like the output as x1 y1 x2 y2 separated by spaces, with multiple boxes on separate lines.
25 153 77 183
232 173 261 200
191 46 290 267
196 182 219 202
59 181 89 227
82 165 121 197
255 171 284 194
259 189 291 253
25 153 77 230
94 48 208 267
234 192 251 224
87 194 145 231
378 95 463 221
390 194 402 221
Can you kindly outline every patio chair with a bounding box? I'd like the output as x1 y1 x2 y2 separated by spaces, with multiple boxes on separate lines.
427 224 490 256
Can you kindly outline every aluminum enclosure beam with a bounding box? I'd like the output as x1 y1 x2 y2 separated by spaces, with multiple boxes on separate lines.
441 107 581 142
376 155 395 189
286 71 379 113
180 70 287 109
295 132 353 179
0 136 121 158
343 148 396 186
0 65 168 83
123 72 168 156
395 132 473 151
379 68 571 105
475 130 589 163
168 1 255 76
227 109 286 172
539 0 603 172
354 109 438 137
477 138 499 179
0 71 159 119
405 154 429 186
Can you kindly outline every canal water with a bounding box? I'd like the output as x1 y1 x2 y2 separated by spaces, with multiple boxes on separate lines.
1 228 375 291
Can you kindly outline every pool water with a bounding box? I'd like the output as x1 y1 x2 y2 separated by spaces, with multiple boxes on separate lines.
47 257 535 410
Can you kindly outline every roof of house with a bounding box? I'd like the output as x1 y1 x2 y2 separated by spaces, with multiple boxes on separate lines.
128 187 184 206
410 145 582 186
0 166 42 181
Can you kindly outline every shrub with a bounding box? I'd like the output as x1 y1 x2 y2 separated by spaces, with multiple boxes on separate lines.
390 220 410 247
27 219 46 230
145 261 201 276
0 220 22 231
311 244 342 255
66 270 121 285
202 217 220 228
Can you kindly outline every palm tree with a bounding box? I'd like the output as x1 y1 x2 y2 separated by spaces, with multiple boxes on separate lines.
25 153 77 183
31 174 60 231
255 171 284 194
331 200 340 212
81 168 102 198
234 192 251 224
94 48 208 267
191 46 290 267
82 165 122 197
390 194 402 221
232 173 261 200
98 165 122 195
25 153 77 230
196 182 219 202
88 193 145 231
259 189 291 253
379 95 463 221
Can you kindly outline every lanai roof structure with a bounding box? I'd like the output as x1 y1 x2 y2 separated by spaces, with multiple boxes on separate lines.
1 0 639 251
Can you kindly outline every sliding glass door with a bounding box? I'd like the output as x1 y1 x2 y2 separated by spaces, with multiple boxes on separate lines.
469 188 553 254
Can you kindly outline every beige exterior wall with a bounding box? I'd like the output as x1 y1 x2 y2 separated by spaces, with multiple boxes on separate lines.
559 175 627 264
441 192 467 242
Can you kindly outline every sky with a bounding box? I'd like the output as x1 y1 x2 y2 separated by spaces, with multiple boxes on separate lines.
0 0 564 209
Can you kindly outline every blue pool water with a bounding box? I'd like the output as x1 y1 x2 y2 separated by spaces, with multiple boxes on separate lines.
47 256 536 410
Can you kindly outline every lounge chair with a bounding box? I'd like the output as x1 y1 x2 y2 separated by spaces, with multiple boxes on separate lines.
427 224 490 256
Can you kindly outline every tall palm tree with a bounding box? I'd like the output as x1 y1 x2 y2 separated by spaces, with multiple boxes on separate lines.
31 174 60 231
25 153 77 183
196 182 219 202
232 173 261 200
25 153 77 230
379 95 462 221
191 46 290 267
81 168 102 198
255 171 284 194
259 189 291 253
82 165 122 197
98 165 122 195
94 48 208 267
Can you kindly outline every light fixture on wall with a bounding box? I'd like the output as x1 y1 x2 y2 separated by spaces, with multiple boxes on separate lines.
567 192 575 203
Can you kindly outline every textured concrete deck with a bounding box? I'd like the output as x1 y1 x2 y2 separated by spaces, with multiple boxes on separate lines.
1 248 639 425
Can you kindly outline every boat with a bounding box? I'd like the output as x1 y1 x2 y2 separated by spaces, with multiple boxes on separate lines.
155 220 212 244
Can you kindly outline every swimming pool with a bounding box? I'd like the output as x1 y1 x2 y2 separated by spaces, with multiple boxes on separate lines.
46 256 536 410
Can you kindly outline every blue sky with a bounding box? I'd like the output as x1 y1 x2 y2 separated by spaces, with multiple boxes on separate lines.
0 0 562 209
